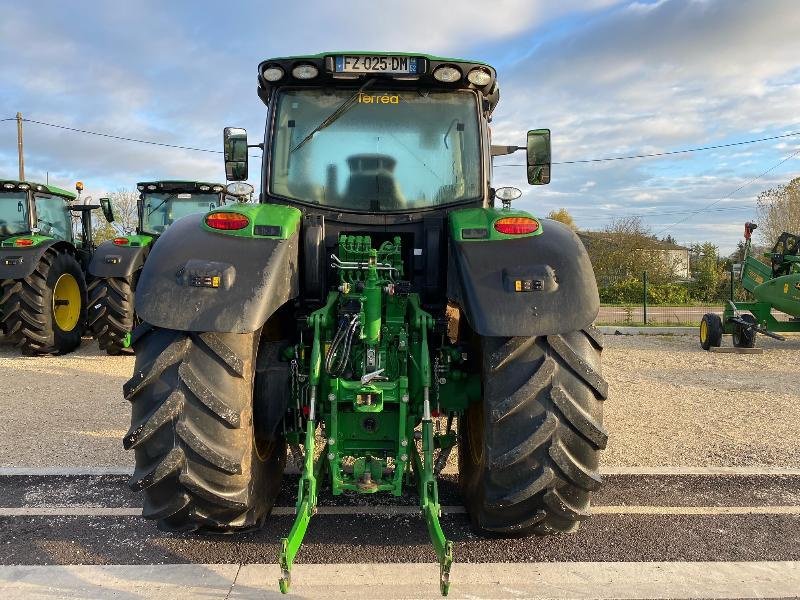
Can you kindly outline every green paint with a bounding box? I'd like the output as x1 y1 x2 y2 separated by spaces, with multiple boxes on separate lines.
449 206 543 242
0 234 53 248
110 234 154 248
278 234 475 595
201 203 301 239
0 180 77 200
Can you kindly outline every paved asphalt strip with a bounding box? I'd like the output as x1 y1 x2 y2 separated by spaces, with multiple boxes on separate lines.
2 562 799 599
1 471 799 598
3 504 800 517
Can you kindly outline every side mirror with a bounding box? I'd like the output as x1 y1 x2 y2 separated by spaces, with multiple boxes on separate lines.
224 127 248 181
527 129 551 185
99 197 115 223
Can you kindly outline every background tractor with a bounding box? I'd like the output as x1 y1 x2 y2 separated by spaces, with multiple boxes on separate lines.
0 179 102 354
87 180 229 354
124 53 607 595
700 222 800 350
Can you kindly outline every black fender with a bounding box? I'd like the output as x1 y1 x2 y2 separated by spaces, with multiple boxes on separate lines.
447 218 599 337
135 214 299 333
0 239 72 280
87 240 149 279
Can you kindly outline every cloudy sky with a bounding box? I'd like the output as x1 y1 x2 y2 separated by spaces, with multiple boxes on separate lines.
1 0 799 252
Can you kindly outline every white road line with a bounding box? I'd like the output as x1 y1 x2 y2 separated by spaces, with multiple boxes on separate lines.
592 505 800 515
4 465 800 477
3 504 800 517
2 561 799 599
602 466 800 475
0 467 133 476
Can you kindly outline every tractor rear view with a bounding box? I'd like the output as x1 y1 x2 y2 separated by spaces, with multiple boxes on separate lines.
0 180 102 354
700 222 800 350
87 181 230 354
123 53 607 596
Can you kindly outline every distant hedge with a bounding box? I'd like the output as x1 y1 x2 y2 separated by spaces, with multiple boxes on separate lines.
599 279 690 304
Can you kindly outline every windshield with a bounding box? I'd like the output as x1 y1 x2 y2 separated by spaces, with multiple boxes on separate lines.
35 194 72 241
142 192 221 234
0 192 30 238
270 89 482 212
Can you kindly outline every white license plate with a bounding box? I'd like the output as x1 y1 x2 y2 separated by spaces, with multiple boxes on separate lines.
334 55 418 75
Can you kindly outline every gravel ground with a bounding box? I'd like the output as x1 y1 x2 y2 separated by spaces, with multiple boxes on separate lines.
1 333 799 469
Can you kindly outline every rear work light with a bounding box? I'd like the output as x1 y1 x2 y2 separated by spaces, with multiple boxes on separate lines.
14 238 34 247
494 217 540 235
112 237 129 246
205 212 249 231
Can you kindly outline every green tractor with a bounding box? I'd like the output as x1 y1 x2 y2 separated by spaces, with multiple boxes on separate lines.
124 53 607 595
0 179 102 354
700 222 800 350
87 180 230 354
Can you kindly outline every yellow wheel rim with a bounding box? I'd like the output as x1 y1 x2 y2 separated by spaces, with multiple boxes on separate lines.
700 319 708 343
52 273 81 332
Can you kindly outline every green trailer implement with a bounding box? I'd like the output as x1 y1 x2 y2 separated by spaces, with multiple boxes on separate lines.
0 180 104 354
86 180 230 354
122 53 607 596
700 222 800 350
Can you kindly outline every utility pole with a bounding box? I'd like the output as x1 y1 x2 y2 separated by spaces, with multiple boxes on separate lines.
16 112 25 181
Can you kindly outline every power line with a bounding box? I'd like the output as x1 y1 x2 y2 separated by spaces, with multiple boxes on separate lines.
495 130 800 166
22 118 224 154
567 203 757 220
10 116 800 168
653 148 800 236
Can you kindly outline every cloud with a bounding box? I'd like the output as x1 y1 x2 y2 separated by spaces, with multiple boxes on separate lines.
490 0 800 252
1 0 799 254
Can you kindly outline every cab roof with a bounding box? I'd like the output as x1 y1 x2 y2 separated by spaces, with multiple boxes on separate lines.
136 180 225 192
257 51 500 114
0 180 77 200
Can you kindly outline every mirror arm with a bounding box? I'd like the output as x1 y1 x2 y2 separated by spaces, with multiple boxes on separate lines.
247 143 264 150
490 145 523 157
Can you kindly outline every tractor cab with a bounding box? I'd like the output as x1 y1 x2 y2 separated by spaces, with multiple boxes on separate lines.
221 52 551 307
768 231 800 277
0 180 76 243
0 180 100 265
136 181 227 236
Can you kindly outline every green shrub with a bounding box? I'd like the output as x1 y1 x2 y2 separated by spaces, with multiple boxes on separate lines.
599 279 690 304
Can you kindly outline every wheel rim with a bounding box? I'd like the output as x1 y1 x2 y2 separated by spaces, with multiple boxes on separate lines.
52 273 81 332
700 319 708 343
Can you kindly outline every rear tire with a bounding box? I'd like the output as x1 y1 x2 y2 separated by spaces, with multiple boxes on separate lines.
123 326 286 532
459 327 607 536
88 273 138 355
700 313 723 350
732 314 757 348
0 248 86 355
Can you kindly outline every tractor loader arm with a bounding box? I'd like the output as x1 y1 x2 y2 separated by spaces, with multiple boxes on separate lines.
447 218 599 337
134 213 299 332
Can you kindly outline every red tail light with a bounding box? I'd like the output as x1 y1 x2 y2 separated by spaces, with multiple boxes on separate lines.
205 212 249 230
494 217 540 235
14 238 34 247
112 237 129 246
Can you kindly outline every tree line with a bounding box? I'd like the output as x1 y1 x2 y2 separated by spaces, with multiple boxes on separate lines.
547 175 800 305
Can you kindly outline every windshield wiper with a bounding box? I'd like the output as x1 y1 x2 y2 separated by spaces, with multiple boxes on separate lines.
146 193 177 217
290 78 377 154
